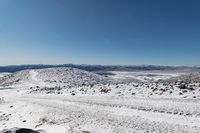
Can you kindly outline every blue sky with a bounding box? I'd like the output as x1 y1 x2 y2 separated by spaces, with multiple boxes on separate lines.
0 0 200 66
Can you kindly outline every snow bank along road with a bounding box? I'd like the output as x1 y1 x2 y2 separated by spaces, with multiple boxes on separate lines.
1 90 200 133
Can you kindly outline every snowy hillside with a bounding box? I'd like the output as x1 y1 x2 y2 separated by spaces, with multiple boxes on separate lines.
0 67 109 88
161 72 200 84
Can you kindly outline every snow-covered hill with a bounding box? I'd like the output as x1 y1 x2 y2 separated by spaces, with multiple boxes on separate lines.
0 67 109 88
1 68 199 99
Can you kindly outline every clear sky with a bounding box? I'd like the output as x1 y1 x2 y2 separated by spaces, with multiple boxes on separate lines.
0 0 200 66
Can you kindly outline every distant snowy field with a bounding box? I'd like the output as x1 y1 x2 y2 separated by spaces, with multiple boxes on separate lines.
107 71 185 82
0 73 10 78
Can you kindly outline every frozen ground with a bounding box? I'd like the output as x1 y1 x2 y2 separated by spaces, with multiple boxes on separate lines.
0 68 200 133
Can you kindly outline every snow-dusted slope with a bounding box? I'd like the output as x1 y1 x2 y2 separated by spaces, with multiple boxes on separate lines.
1 68 199 99
0 67 108 88
161 72 200 84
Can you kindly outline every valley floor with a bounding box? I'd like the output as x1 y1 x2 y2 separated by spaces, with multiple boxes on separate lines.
1 89 200 133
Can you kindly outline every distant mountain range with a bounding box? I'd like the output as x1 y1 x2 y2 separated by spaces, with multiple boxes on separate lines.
0 64 200 73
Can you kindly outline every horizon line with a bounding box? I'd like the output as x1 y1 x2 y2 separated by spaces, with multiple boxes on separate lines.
0 64 199 68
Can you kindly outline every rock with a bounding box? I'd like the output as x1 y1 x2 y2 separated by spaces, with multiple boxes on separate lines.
188 87 195 91
15 128 38 133
82 131 91 133
0 128 43 133
159 88 166 92
177 84 186 89
100 88 111 93
175 80 184 85
152 88 158 92
179 92 183 95
182 90 188 93
71 93 76 96
131 93 135 95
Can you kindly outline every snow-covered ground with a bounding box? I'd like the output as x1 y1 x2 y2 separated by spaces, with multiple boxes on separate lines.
1 90 200 133
108 71 185 82
0 68 200 133
0 73 10 78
